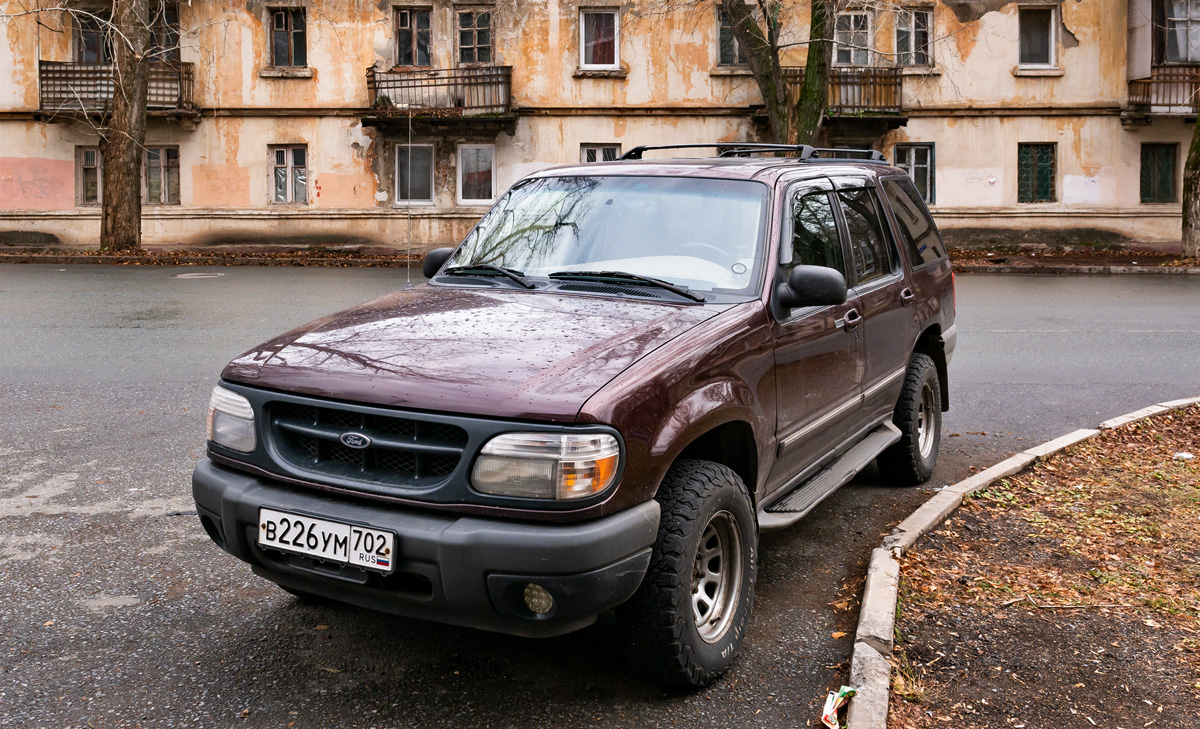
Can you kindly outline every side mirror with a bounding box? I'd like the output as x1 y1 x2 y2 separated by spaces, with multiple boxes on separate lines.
422 247 455 279
776 265 848 309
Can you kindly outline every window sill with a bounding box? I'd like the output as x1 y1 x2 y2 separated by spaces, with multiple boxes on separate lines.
710 66 754 77
574 67 627 79
260 67 314 79
901 66 941 77
1012 66 1063 77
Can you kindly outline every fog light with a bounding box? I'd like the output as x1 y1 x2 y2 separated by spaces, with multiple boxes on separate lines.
523 583 554 615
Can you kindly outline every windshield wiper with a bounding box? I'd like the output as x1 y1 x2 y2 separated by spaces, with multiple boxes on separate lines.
548 270 705 302
442 264 535 289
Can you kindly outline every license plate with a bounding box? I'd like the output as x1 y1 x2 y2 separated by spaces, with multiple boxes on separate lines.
257 508 395 573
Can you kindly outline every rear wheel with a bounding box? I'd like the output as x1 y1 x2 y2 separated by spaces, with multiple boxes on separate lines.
877 353 942 485
617 460 757 689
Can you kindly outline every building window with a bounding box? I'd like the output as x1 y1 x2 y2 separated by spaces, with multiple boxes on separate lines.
581 144 621 163
271 145 307 204
580 10 619 69
1140 143 1178 202
145 146 180 205
458 11 492 64
77 147 102 206
834 13 870 66
396 8 432 67
458 144 495 203
896 9 932 66
150 2 181 63
1018 6 1055 67
1163 0 1200 63
75 12 113 64
894 144 935 204
395 144 434 204
1017 143 1056 203
269 8 306 67
718 10 748 66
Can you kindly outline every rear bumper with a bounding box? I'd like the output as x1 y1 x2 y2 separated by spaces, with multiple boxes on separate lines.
192 458 659 637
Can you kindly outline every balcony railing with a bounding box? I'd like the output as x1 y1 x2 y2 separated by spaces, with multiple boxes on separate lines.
39 60 194 113
1128 66 1200 115
367 66 513 116
782 66 903 116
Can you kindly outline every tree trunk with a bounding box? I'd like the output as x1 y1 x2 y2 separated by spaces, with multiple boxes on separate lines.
794 0 830 146
721 0 790 144
1184 119 1200 258
98 0 150 252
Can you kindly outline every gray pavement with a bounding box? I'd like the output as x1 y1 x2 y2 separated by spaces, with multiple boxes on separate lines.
1 266 1197 728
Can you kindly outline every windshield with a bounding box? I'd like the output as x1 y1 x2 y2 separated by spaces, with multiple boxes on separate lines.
445 175 770 296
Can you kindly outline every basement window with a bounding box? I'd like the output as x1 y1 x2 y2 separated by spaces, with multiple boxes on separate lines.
581 143 620 163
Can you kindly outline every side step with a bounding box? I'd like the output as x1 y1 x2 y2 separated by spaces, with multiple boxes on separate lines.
759 422 901 532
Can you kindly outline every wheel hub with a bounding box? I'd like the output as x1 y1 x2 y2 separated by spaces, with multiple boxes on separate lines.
690 510 743 643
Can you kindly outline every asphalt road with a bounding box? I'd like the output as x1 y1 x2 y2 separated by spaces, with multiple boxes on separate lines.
1 266 1198 728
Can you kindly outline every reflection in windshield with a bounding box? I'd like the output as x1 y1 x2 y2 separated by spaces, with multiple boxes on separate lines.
446 176 769 295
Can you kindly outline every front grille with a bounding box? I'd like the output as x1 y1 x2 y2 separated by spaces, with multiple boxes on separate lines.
267 402 468 488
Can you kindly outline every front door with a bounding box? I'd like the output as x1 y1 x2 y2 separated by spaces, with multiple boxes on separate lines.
768 180 865 499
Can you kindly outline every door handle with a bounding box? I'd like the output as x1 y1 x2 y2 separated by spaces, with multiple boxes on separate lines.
843 308 862 331
900 288 916 306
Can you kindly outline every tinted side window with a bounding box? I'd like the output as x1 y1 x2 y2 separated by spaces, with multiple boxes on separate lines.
883 177 946 268
787 191 846 276
837 188 893 285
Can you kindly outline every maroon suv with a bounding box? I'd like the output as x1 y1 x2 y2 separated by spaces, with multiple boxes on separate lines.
193 144 956 688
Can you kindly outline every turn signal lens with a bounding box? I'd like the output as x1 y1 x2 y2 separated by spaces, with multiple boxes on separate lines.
472 433 621 500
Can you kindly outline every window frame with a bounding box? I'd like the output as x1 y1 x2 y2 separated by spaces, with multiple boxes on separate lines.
1017 5 1057 69
1160 0 1200 65
76 146 103 207
895 7 933 67
143 145 181 206
1017 142 1058 203
268 7 307 68
717 8 749 66
834 12 872 67
580 143 621 163
74 11 113 64
893 143 935 204
457 10 492 65
1140 143 1179 203
834 186 899 288
457 143 496 205
270 144 308 205
394 143 436 206
395 7 433 68
150 2 182 63
579 9 621 70
880 176 948 271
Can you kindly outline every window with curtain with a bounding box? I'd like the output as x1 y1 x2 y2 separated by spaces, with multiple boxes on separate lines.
1018 7 1054 66
271 145 307 204
834 13 870 66
459 145 495 203
581 10 619 68
395 144 434 204
1164 0 1200 63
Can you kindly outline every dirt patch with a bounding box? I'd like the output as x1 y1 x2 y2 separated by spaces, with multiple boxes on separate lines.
890 405 1200 729
0 246 422 267
949 245 1199 269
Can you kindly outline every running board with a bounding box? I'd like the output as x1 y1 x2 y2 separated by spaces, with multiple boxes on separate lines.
758 422 902 532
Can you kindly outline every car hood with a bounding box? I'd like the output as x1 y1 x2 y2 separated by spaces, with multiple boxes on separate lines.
221 284 723 422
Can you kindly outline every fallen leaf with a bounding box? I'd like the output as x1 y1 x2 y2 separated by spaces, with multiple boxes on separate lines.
831 631 847 639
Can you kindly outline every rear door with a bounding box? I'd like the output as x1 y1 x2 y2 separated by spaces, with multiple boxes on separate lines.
768 178 865 497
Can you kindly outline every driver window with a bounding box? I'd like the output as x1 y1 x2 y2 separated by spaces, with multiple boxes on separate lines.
786 191 846 277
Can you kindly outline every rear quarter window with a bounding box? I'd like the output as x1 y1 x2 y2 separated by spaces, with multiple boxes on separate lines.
882 177 946 268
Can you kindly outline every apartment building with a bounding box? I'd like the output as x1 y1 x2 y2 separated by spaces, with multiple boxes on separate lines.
0 0 1193 249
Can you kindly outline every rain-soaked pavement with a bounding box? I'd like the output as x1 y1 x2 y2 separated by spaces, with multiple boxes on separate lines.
2 265 1198 728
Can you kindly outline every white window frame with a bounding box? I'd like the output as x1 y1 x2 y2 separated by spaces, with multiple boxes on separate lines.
895 8 933 67
580 143 621 163
579 9 620 70
270 144 308 205
1017 5 1057 69
894 143 935 204
394 143 435 206
834 12 872 66
457 144 496 205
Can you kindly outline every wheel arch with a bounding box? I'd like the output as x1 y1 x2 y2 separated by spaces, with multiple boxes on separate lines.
913 323 949 411
670 420 760 508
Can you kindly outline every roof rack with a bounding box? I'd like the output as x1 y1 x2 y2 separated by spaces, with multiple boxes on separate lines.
617 143 887 164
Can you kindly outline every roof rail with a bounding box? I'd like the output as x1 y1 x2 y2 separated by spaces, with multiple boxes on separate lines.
810 148 888 163
619 143 818 160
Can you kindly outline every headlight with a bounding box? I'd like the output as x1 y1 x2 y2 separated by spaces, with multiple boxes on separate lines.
471 433 620 500
206 385 256 453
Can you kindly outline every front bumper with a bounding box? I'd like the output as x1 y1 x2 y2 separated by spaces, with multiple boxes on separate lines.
192 458 659 638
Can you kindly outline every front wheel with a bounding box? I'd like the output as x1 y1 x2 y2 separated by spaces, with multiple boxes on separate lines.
877 353 942 485
617 460 757 689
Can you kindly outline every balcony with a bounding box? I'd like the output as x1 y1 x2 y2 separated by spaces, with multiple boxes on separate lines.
1127 66 1200 117
38 60 196 119
782 66 904 116
363 65 515 135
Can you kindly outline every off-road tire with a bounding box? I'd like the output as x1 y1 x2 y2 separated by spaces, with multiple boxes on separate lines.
877 353 942 485
617 459 757 689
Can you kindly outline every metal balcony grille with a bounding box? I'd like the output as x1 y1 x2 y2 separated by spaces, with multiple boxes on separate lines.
268 402 468 488
1128 66 1200 115
366 65 512 116
39 60 195 112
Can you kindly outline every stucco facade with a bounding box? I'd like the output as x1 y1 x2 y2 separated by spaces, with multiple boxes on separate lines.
0 0 1192 249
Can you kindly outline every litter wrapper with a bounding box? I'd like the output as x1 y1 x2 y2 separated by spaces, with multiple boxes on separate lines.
821 685 857 728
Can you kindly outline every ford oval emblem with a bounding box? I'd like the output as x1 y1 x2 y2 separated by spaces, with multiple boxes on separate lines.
340 432 372 449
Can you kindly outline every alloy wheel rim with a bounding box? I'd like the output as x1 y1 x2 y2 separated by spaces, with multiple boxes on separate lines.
691 510 743 643
917 382 937 460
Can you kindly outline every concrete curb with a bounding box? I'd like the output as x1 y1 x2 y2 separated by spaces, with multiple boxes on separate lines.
844 396 1200 729
952 263 1200 275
